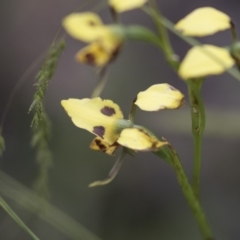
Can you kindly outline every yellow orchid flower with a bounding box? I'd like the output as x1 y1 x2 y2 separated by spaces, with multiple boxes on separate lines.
61 97 167 152
63 12 122 67
175 7 231 37
179 45 235 79
61 84 184 186
135 84 185 111
61 98 129 145
109 0 148 13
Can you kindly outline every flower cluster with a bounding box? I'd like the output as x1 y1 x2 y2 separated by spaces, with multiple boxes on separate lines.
55 3 240 238
61 1 185 154
61 3 237 187
62 0 148 67
175 7 235 79
62 84 185 155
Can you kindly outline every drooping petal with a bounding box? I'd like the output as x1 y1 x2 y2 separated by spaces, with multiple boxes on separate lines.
117 128 167 151
89 150 126 187
135 84 185 111
109 0 148 13
179 45 234 79
62 12 107 42
90 137 119 155
175 7 231 36
75 41 118 67
61 98 125 144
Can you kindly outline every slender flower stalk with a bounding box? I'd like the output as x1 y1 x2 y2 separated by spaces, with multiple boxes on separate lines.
155 145 213 240
91 67 109 97
146 2 206 200
147 1 179 70
187 79 206 200
145 1 210 234
230 21 238 43
128 101 137 122
89 150 126 187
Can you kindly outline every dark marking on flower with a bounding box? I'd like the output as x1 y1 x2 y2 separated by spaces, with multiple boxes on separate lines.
95 139 107 151
93 126 105 138
137 128 146 134
151 142 158 150
88 20 97 26
94 139 119 155
101 106 116 116
85 53 95 65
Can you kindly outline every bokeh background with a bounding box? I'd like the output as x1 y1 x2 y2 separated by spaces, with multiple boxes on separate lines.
1 0 240 239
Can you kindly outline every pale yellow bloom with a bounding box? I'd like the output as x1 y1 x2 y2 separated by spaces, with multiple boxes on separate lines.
117 128 167 151
175 7 231 36
75 42 114 67
109 0 148 13
135 84 185 111
61 98 125 145
179 45 234 79
63 12 122 67
61 97 167 152
63 12 105 42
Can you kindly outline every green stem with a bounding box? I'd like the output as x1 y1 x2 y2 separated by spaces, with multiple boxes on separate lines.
145 3 210 236
145 3 206 200
155 146 214 240
145 2 179 70
128 101 137 122
91 67 108 98
187 79 205 200
0 196 40 240
230 21 238 43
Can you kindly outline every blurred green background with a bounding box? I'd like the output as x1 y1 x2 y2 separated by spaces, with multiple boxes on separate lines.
1 0 240 239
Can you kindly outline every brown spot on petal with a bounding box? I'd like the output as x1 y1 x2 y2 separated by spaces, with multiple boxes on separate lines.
93 126 105 138
88 20 97 26
95 139 107 151
85 53 95 65
151 142 158 150
101 106 116 116
137 128 145 133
